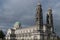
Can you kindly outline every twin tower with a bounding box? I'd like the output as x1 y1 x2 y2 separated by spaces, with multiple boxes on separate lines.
35 2 54 32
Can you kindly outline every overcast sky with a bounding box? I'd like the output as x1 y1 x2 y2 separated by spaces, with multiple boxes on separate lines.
0 0 60 36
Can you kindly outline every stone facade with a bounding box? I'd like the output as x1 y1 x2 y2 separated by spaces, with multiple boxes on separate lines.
5 25 57 40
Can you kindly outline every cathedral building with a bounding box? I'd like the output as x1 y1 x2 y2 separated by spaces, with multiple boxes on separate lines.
5 1 58 40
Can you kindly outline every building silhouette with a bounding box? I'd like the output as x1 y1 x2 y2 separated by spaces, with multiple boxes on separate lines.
5 1 58 40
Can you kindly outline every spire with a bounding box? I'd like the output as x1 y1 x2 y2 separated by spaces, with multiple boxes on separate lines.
37 0 41 5
47 8 53 25
36 0 43 30
46 8 54 32
48 8 52 15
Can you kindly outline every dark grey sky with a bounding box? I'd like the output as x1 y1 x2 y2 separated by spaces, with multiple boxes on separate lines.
0 0 60 36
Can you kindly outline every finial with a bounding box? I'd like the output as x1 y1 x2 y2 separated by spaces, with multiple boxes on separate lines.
37 0 41 5
48 7 52 15
48 7 52 12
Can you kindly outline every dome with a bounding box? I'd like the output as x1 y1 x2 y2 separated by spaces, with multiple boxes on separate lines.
14 22 21 26
15 22 21 25
13 21 21 29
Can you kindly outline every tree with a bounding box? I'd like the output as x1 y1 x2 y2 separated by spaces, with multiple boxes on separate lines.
57 36 60 40
0 30 5 39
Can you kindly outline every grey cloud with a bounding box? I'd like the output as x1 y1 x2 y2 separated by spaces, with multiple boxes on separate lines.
0 0 36 28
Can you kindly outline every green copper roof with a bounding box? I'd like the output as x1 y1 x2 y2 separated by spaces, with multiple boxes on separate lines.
14 21 21 26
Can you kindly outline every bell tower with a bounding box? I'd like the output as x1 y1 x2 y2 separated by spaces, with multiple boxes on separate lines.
35 1 43 30
46 8 54 32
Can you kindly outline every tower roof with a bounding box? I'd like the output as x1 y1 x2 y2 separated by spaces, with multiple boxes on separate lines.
47 7 52 15
13 21 21 30
15 22 21 25
48 8 52 11
14 21 21 27
37 0 41 5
